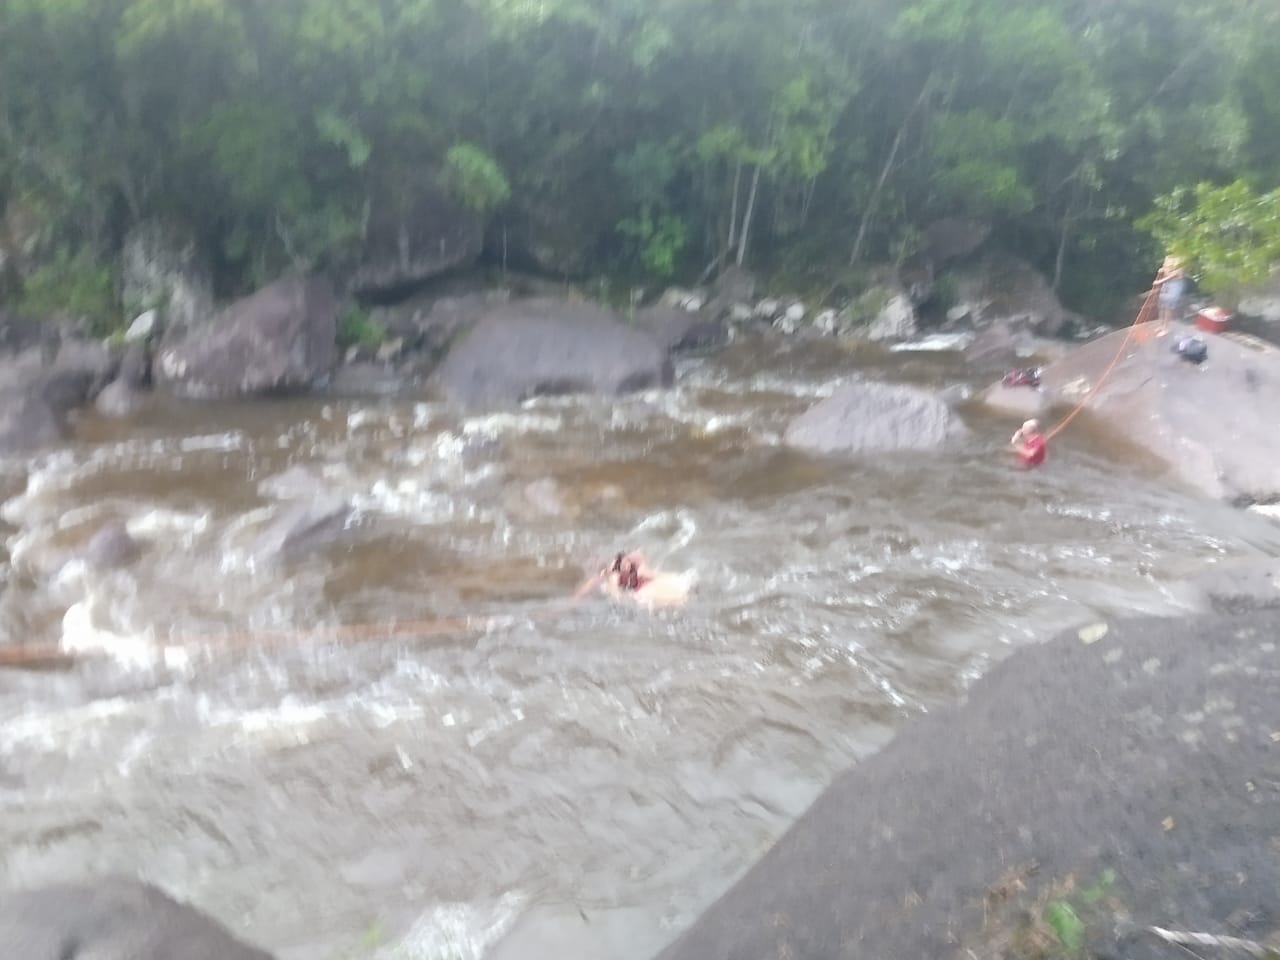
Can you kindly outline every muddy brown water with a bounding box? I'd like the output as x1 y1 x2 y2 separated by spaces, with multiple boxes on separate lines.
1 334 1278 959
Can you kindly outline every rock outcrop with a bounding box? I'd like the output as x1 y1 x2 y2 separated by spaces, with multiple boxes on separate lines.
432 298 672 407
784 380 964 455
657 605 1280 960
1038 325 1280 502
348 184 483 297
0 341 118 454
155 275 337 399
0 878 275 960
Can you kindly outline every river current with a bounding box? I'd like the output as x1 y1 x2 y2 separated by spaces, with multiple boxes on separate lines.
2 333 1277 958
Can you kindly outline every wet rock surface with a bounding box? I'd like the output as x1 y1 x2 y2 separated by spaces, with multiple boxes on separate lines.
1038 324 1280 502
155 274 337 399
0 878 275 960
784 380 964 455
432 297 672 407
657 604 1280 960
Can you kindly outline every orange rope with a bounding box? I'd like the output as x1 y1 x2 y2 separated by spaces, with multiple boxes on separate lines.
1043 279 1161 442
0 574 607 671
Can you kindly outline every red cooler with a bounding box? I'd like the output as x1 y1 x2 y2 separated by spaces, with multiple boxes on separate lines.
1195 306 1232 334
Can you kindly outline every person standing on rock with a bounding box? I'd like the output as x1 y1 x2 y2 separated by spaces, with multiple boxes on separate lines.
1154 255 1186 335
1010 419 1047 468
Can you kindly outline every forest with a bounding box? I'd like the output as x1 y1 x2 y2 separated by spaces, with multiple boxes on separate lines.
2 0 1279 327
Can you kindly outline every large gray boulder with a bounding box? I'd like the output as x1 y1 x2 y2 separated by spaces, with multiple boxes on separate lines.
433 298 672 407
1039 325 1280 502
784 380 964 455
657 606 1280 960
348 185 483 296
0 878 274 960
155 275 337 399
0 341 118 454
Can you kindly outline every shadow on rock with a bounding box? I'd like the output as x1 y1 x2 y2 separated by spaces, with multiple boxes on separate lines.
0 878 275 959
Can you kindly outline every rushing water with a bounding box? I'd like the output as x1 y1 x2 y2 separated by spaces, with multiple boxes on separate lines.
1 333 1278 959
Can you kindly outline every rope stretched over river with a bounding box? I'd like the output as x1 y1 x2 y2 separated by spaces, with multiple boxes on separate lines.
0 571 609 672
1042 278 1161 442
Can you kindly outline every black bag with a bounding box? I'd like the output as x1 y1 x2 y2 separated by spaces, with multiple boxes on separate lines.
1173 336 1208 365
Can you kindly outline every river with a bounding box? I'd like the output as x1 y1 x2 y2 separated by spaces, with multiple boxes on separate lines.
2 332 1277 959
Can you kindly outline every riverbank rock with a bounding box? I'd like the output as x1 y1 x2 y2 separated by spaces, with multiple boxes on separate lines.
656 605 1280 960
1239 268 1280 324
784 380 963 455
631 305 727 355
0 340 119 453
433 298 672 407
348 185 483 297
155 275 337 399
1038 324 1280 502
949 252 1085 339
0 878 275 960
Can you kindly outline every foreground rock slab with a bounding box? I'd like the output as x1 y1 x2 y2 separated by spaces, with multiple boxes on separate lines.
657 606 1280 960
0 878 275 959
433 297 672 407
1038 324 1280 502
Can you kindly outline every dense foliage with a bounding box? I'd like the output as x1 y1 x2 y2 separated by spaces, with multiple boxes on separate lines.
1 0 1277 322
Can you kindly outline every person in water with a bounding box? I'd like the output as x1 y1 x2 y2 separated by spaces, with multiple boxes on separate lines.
601 550 693 608
1010 418 1047 468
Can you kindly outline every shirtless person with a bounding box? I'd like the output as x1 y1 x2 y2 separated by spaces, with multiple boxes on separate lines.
601 550 693 608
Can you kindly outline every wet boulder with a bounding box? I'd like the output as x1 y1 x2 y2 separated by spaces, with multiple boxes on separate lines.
784 380 964 455
1038 325 1280 502
949 252 1085 339
82 523 143 570
251 495 355 562
0 878 275 960
155 275 337 399
631 305 727 355
433 298 672 407
95 342 152 417
0 340 118 453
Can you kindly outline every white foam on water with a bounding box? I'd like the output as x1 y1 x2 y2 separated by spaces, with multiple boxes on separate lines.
127 508 212 541
889 332 976 352
378 893 524 960
462 410 565 436
60 600 159 668
178 432 245 453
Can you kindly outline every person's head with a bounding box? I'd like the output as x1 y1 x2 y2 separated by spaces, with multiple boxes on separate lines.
1021 419 1040 436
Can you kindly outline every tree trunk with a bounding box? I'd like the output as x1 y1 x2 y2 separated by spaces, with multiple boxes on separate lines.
1052 208 1071 293
727 160 741 252
849 81 932 267
736 164 761 268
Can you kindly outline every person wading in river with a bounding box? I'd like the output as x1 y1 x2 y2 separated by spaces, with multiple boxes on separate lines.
1010 418 1047 468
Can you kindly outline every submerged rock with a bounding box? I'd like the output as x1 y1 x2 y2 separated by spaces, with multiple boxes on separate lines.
784 380 964 455
0 878 275 960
